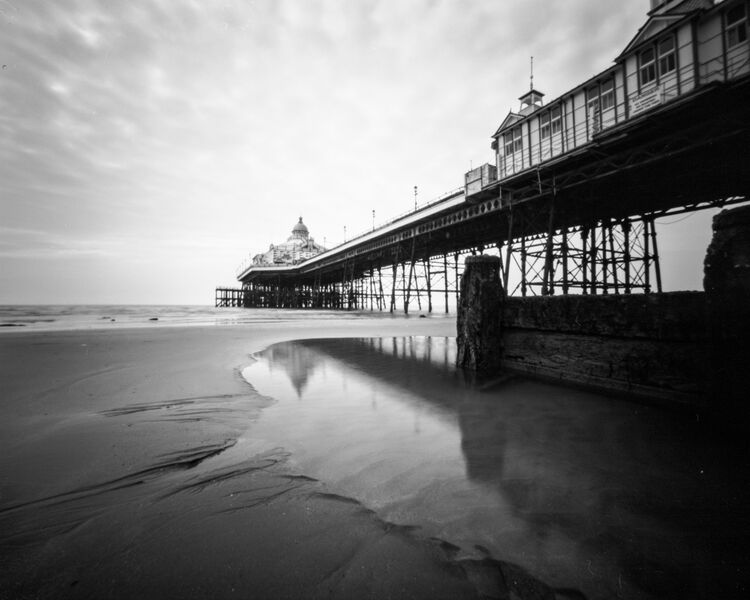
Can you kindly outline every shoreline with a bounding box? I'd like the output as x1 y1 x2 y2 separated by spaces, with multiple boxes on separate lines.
0 305 456 335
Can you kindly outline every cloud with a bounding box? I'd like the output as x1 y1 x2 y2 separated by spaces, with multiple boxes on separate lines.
0 222 249 263
1 0 672 303
0 225 120 259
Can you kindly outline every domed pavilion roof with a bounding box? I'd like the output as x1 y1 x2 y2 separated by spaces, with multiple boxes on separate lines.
289 217 309 241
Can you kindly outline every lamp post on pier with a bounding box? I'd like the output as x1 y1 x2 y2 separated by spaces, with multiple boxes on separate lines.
414 185 418 211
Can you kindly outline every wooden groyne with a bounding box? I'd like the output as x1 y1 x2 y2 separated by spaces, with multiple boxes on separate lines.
457 205 750 424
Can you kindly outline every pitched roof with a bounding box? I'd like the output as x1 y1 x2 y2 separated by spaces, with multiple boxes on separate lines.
493 111 522 137
651 0 712 15
616 0 711 60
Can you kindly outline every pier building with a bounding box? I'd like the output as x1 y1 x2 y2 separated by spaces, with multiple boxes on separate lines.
492 0 749 182
250 218 326 267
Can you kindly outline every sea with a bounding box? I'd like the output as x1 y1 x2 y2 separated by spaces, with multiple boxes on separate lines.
0 304 401 333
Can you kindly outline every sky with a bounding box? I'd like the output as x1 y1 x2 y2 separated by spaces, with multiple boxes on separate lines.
0 0 719 305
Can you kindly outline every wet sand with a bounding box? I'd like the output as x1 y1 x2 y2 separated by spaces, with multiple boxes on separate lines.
0 316 529 600
246 338 750 600
3 316 748 599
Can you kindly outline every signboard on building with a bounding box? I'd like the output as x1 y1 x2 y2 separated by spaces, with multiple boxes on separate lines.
630 86 663 116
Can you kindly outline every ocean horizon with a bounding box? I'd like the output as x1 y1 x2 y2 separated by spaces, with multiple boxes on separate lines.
0 304 452 333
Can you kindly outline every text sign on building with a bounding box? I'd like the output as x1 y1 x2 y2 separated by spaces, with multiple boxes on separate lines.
630 86 663 116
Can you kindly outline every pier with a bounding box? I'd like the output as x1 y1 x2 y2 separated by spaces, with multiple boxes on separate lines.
218 0 749 313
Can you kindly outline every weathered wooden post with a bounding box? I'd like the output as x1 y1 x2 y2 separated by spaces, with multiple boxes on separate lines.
704 205 750 425
456 255 503 374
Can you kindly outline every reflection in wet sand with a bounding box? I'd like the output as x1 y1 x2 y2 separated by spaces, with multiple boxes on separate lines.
244 336 750 600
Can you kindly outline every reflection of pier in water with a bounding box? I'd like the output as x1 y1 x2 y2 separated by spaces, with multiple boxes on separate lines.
262 342 325 397
255 337 750 599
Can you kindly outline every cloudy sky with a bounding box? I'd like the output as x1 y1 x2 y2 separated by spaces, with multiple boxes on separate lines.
0 0 716 304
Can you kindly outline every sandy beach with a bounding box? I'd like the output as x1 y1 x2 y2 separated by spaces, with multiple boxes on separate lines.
2 311 749 599
0 314 513 600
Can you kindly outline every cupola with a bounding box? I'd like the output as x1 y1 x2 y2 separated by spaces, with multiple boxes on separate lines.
518 57 544 116
519 88 545 116
291 217 309 240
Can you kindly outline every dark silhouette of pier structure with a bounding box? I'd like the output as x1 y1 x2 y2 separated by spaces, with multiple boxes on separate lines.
218 2 749 311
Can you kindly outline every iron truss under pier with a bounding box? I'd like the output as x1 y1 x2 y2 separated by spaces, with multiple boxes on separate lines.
219 75 750 312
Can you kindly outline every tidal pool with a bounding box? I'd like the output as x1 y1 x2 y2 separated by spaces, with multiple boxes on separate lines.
242 336 749 600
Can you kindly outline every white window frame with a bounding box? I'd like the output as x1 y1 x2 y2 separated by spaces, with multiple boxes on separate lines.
587 86 601 136
600 79 615 111
503 132 514 156
540 112 551 139
550 106 562 135
586 87 600 114
658 36 676 77
727 3 748 48
639 46 657 88
512 127 523 153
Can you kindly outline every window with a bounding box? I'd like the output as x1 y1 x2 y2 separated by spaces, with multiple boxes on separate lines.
587 87 600 113
639 34 676 88
727 3 748 48
587 87 601 135
540 107 560 140
503 127 523 155
658 36 676 76
640 47 657 87
540 112 550 139
503 132 514 155
550 106 562 134
600 79 615 110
